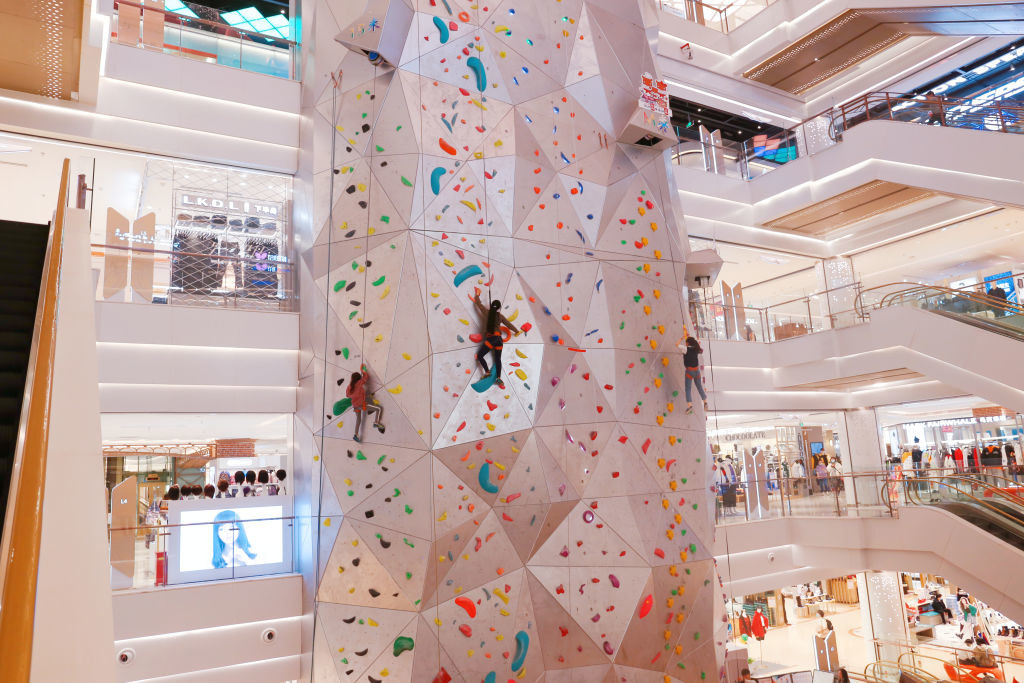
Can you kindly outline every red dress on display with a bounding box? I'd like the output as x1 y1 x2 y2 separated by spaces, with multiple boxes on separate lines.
953 448 964 471
751 609 768 640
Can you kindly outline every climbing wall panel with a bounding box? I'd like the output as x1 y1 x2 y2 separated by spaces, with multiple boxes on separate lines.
305 0 722 680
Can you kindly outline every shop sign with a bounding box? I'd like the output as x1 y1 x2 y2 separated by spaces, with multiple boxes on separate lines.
174 191 283 219
638 72 670 118
972 406 1013 419
710 428 770 442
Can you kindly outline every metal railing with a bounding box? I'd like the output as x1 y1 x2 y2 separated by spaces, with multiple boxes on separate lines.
697 282 864 343
714 470 897 526
659 0 776 34
91 242 296 311
675 92 1024 181
856 279 1024 340
112 0 297 79
895 644 1024 683
0 159 70 682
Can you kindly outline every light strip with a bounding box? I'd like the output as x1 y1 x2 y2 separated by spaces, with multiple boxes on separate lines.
115 615 301 645
0 93 297 153
97 341 296 351
664 79 802 123
102 76 301 118
0 131 291 178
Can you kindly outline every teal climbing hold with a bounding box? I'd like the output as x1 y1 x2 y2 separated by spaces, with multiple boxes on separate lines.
471 365 498 393
510 630 529 671
467 56 487 92
430 166 446 195
478 462 500 494
484 673 496 683
432 16 450 43
453 264 483 287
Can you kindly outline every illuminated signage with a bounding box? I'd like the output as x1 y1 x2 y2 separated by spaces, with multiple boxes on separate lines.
174 191 283 218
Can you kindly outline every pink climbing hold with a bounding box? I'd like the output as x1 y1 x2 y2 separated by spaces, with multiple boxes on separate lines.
608 574 620 588
459 624 473 637
603 641 614 655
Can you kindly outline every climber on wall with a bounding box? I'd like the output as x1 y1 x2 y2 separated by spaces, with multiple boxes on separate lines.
346 364 385 443
471 289 521 390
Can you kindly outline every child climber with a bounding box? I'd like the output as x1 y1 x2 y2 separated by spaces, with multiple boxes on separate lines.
346 364 385 443
471 289 521 389
682 336 708 414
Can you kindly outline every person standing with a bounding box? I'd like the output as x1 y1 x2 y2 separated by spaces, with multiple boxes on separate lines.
1006 442 1019 482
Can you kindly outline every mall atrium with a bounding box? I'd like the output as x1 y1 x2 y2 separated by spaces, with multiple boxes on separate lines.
1 0 1024 682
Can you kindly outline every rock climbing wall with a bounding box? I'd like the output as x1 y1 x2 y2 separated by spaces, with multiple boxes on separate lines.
300 0 722 681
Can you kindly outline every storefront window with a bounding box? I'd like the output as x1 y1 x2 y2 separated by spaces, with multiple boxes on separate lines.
94 157 294 310
103 413 294 589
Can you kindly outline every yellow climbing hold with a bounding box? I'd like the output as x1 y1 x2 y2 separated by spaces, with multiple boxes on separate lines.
387 385 403 394
402 352 411 360
514 348 527 358
514 369 527 380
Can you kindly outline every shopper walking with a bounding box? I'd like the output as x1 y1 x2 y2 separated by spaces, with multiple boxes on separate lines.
682 336 708 414
815 459 829 493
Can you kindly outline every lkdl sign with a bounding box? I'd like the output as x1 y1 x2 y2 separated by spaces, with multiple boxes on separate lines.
174 191 283 219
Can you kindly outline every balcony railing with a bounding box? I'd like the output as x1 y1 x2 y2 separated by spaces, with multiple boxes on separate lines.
674 93 1024 181
112 0 297 79
696 282 864 343
659 0 776 34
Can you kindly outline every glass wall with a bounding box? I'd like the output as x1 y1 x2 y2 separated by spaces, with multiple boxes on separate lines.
0 132 295 311
103 413 294 589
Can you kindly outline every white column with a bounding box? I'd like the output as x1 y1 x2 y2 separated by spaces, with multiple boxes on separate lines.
858 571 910 664
837 408 887 509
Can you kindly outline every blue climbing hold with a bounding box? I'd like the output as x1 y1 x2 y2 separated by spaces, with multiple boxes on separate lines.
432 16 450 44
467 56 487 92
510 630 529 671
471 366 498 393
484 673 496 683
453 264 484 287
478 462 500 494
430 166 446 195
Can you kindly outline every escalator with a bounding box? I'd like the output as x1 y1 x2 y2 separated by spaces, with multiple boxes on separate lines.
865 283 1024 342
903 472 1024 553
0 220 50 535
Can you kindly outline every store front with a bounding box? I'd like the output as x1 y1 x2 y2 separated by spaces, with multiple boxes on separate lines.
0 131 294 311
878 400 1023 478
709 413 845 522
102 413 294 590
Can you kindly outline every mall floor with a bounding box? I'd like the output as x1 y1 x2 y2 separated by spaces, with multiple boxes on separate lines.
742 600 1024 681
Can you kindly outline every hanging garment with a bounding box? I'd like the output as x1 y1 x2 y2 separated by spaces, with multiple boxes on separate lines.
170 230 217 292
739 614 752 636
751 609 769 640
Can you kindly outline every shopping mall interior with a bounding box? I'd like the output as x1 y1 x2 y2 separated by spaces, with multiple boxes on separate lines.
1 0 1024 682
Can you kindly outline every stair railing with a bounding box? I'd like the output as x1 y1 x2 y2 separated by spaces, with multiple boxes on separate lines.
0 158 71 682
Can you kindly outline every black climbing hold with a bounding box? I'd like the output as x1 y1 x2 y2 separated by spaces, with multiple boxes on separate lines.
368 588 381 598
342 616 356 624
365 510 375 518
352 557 361 566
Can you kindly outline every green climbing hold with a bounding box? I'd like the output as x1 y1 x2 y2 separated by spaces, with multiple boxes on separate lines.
372 275 386 286
342 348 350 359
333 280 347 292
332 398 352 416
393 636 415 656
401 176 413 187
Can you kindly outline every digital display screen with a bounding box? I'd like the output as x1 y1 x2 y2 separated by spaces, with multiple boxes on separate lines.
178 505 284 573
810 441 824 455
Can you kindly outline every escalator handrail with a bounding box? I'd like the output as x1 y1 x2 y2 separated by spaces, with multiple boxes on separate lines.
903 474 1024 538
896 652 984 683
0 159 70 682
855 281 1024 319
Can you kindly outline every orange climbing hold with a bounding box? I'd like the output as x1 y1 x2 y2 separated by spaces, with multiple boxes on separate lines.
455 596 477 618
